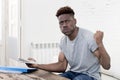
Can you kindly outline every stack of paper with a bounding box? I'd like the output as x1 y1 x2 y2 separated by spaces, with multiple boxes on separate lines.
0 66 37 73
18 58 37 64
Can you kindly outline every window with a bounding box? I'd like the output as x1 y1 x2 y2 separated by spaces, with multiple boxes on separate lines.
9 0 19 37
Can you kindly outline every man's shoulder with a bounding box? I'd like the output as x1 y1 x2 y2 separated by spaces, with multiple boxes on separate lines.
79 28 94 41
80 28 94 35
60 36 67 41
60 36 67 45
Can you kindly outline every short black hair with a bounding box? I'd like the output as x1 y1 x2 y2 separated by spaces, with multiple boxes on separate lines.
56 6 75 17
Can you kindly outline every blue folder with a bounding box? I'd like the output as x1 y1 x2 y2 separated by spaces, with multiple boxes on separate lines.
0 66 37 73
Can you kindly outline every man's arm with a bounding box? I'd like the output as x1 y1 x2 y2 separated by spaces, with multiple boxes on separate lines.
94 31 111 70
26 52 68 72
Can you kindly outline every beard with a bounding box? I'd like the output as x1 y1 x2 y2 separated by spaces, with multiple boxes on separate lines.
62 26 76 36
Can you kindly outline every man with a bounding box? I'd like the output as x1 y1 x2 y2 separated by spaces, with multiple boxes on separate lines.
26 6 110 80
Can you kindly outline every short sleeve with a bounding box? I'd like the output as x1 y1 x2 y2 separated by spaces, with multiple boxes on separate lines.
88 34 98 53
59 36 67 53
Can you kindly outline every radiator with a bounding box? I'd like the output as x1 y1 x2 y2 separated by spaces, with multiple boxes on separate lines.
30 43 60 64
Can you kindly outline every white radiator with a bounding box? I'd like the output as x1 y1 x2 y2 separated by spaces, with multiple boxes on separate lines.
30 43 60 64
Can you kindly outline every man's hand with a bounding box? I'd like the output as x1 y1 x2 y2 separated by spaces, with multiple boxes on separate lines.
25 57 37 68
26 63 38 68
94 31 103 45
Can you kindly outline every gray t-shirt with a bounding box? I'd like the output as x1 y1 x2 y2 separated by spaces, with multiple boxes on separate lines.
60 28 101 80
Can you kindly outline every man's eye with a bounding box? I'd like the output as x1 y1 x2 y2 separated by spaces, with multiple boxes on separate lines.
59 21 64 25
65 20 70 23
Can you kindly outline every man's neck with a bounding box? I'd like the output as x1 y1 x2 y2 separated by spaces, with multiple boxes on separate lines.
68 27 79 40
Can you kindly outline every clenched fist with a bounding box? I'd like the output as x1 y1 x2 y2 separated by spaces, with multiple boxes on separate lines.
94 31 104 45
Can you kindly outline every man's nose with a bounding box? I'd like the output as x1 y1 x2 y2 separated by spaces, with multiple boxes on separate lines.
63 22 67 28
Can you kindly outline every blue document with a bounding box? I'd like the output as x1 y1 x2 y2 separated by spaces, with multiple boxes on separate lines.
0 66 37 73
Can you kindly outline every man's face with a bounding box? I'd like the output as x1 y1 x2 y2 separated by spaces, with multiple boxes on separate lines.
58 14 76 36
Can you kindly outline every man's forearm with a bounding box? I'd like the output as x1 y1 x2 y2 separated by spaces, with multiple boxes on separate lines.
98 43 111 70
34 62 67 72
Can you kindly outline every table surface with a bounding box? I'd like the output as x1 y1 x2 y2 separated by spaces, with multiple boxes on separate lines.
0 69 70 80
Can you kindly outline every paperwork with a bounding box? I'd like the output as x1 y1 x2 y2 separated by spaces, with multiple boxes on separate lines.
0 66 37 73
18 58 37 64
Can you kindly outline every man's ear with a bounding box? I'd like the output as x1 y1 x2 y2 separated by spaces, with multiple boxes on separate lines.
74 18 77 25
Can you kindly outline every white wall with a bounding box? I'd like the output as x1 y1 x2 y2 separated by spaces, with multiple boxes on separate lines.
0 0 2 41
21 0 120 77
